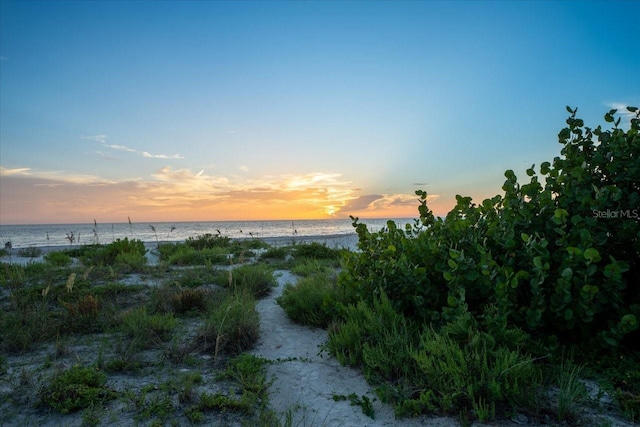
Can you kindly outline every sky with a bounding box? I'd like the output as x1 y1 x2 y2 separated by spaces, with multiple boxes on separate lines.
0 1 638 225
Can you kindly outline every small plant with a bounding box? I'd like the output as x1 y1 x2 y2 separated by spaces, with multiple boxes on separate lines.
333 393 375 419
259 246 289 261
228 264 276 298
293 242 341 261
186 233 231 250
167 246 228 266
44 251 72 266
277 273 340 327
119 307 178 350
199 290 259 356
555 360 587 421
40 365 117 414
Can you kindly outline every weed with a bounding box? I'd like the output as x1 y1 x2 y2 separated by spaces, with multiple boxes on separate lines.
277 273 339 327
293 242 341 261
333 393 375 419
228 264 276 298
199 290 259 356
555 360 587 421
40 365 117 414
119 307 178 350
44 251 72 266
259 246 289 261
168 246 228 265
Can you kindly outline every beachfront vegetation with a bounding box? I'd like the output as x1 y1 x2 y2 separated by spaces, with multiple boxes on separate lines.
0 107 637 425
279 107 640 424
0 234 288 425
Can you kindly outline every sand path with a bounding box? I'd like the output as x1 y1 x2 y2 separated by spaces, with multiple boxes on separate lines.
250 270 457 427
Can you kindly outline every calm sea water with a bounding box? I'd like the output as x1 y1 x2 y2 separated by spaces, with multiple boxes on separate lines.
0 218 418 248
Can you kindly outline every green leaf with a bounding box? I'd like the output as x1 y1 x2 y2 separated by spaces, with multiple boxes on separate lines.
448 249 460 259
567 246 582 257
558 128 571 141
561 267 573 280
443 271 454 281
566 106 573 114
520 233 530 242
553 208 568 223
564 309 573 321
533 256 542 269
540 161 551 174
584 248 601 263
448 259 458 269
447 295 457 306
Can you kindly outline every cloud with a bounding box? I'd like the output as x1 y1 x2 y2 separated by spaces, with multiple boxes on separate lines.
336 193 440 216
85 135 184 160
105 144 137 153
142 152 184 159
1 165 418 223
0 167 32 176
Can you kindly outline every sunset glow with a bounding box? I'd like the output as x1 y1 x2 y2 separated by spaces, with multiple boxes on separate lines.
1 1 637 225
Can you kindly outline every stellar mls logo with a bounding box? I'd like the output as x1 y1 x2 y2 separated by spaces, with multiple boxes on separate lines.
592 209 639 220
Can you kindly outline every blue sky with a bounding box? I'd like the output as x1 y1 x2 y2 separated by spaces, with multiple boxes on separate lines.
1 0 638 224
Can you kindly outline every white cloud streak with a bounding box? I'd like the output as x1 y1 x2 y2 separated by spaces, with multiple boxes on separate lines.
83 135 184 160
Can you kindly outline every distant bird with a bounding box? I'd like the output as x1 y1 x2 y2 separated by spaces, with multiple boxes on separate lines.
239 229 243 234
216 229 221 235
249 232 254 238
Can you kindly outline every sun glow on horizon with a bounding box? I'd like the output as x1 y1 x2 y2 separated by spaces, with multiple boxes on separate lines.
0 166 428 225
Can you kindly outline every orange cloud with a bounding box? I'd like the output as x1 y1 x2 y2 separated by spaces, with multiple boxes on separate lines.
0 166 366 224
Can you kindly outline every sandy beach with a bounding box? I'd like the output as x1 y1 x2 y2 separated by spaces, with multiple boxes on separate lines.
0 233 361 266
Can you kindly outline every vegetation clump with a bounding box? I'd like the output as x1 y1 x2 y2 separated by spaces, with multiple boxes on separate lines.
40 365 117 414
280 106 640 423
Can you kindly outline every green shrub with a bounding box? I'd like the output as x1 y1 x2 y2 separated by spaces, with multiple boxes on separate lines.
277 274 339 327
119 307 177 350
327 291 416 381
44 251 72 266
167 246 228 265
290 258 335 277
40 365 117 414
408 313 542 416
199 290 259 356
186 233 231 250
228 264 275 298
293 242 341 260
341 106 640 351
114 250 147 271
80 238 147 267
259 246 289 261
170 288 209 315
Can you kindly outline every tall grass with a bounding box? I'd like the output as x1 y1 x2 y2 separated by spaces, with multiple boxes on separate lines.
199 290 259 357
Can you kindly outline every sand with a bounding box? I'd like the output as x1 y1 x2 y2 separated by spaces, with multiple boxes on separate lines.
0 233 361 267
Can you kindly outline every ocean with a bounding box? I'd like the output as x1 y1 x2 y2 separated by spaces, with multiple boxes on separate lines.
0 218 418 248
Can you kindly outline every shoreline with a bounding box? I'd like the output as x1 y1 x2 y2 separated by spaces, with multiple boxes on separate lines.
0 233 361 265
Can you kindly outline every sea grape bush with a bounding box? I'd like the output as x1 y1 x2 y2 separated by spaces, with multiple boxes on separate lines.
341 106 639 350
